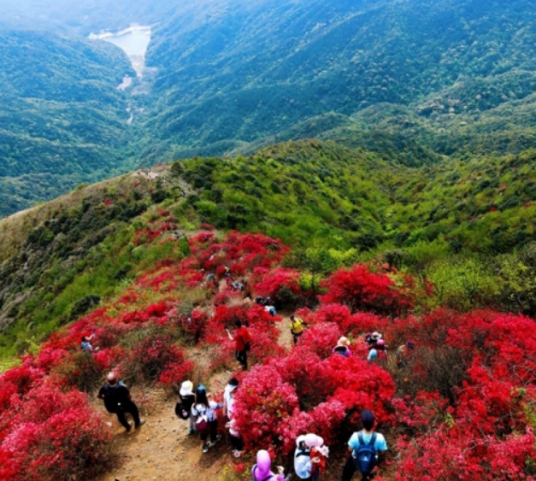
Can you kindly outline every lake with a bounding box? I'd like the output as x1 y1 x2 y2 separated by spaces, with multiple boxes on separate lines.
89 25 151 78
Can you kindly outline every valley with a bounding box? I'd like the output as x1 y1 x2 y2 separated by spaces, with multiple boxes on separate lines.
2 2 536 480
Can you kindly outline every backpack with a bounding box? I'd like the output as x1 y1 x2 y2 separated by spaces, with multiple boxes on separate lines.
175 402 189 420
195 414 209 433
252 465 272 481
352 432 377 474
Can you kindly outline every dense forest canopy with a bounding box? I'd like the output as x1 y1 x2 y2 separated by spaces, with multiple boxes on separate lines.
2 0 536 214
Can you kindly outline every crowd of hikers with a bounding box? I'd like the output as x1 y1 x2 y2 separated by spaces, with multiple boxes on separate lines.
88 265 419 480
90 316 413 479
173 377 387 480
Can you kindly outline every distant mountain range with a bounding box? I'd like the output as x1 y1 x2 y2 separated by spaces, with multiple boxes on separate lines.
2 0 536 215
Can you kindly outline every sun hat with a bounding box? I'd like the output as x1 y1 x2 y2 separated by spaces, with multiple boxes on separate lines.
337 336 350 347
371 332 382 340
304 433 324 448
180 380 194 396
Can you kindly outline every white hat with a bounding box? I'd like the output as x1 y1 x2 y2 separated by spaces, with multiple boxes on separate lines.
180 380 194 396
371 332 382 341
298 433 324 448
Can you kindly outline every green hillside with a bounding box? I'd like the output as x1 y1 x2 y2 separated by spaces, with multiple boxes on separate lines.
0 30 134 216
141 0 536 160
2 1 536 214
3 140 536 359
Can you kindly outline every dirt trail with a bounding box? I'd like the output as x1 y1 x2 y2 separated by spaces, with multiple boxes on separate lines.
94 313 292 481
94 311 397 481
94 370 235 481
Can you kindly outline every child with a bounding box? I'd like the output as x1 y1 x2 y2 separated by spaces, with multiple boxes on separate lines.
252 450 287 481
191 385 222 453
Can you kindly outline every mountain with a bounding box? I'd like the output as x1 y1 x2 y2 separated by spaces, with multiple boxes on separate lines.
3 140 536 358
0 30 135 216
141 0 536 161
2 1 536 212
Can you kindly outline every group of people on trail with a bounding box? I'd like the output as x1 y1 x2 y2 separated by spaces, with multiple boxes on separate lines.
174 374 388 480
249 408 387 481
176 378 243 456
365 332 387 363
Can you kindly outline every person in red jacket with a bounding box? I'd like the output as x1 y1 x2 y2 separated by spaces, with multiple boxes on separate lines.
226 320 251 370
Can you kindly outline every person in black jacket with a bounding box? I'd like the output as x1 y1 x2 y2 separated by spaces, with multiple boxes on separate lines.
179 380 197 434
98 372 145 432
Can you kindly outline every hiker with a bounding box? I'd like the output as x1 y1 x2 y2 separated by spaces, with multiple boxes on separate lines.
294 433 325 480
252 449 287 481
255 296 271 306
342 409 388 481
224 266 233 280
367 346 378 363
191 385 222 453
98 372 145 432
223 378 239 419
375 340 388 362
395 341 415 369
226 320 251 370
226 415 244 458
333 337 352 358
81 332 98 352
224 378 243 457
365 332 382 348
265 305 276 316
310 440 329 480
176 380 197 435
290 315 308 345
231 280 245 291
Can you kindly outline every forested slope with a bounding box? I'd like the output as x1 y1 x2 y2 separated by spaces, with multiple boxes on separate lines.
3 140 536 359
0 30 134 215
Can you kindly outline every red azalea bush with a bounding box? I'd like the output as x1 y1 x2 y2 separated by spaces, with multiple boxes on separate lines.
233 344 396 456
0 382 113 481
252 267 303 308
297 322 341 357
320 264 416 316
124 334 193 385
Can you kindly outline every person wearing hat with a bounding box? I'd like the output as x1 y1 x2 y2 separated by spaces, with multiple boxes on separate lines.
98 372 145 432
342 410 387 481
333 337 352 358
294 434 327 480
253 449 286 481
365 332 382 348
179 380 197 435
191 385 223 453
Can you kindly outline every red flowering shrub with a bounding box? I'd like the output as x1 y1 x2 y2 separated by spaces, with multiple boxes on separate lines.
298 322 341 357
0 383 113 481
233 338 396 456
252 267 302 308
320 264 415 316
125 334 193 385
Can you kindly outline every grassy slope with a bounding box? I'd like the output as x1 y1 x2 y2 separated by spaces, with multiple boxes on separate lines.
3 140 536 359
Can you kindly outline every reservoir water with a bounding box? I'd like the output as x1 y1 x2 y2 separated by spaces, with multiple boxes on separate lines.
89 25 151 78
